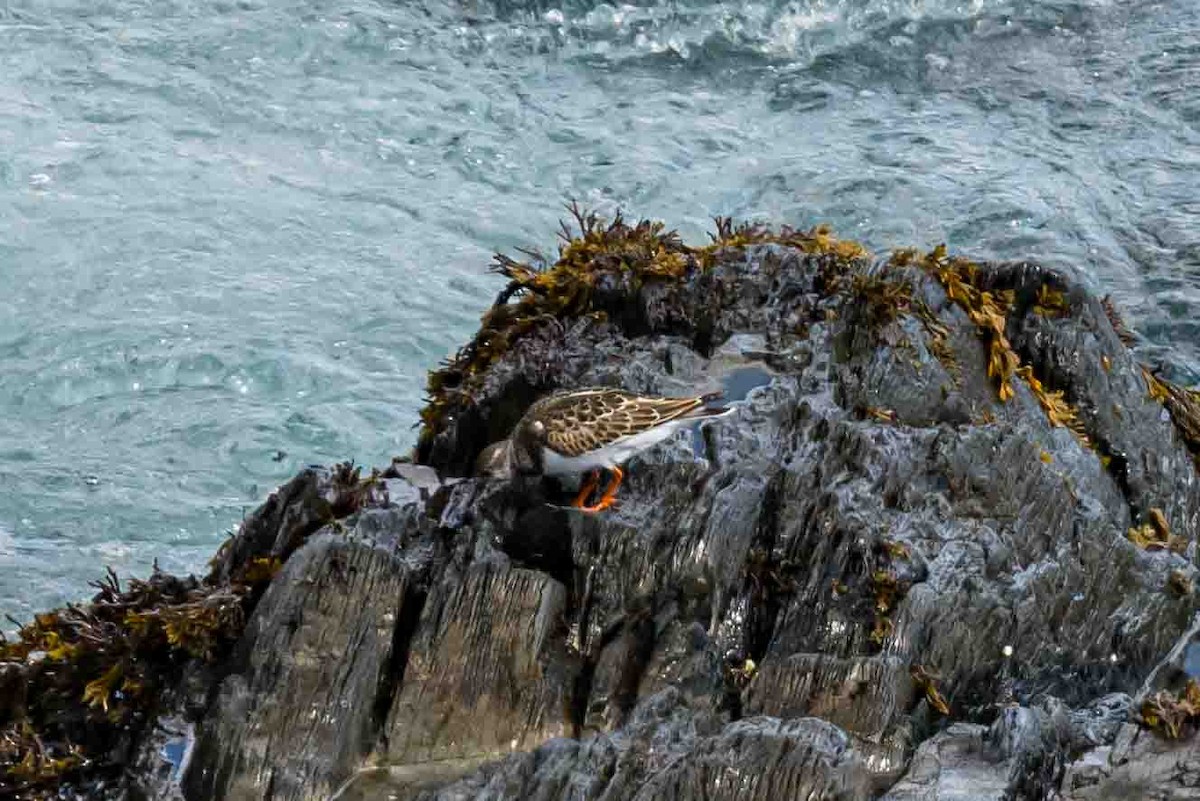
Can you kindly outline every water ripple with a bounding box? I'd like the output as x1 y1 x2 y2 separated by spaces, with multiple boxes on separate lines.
1 0 1198 618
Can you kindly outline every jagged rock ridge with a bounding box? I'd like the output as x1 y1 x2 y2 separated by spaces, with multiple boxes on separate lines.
6 217 1200 800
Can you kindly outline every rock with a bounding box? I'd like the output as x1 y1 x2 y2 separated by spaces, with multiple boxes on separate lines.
1056 722 1200 800
10 222 1200 800
207 464 390 585
1135 612 1200 706
880 723 1011 800
184 531 422 800
399 689 874 801
881 697 1091 801
182 239 1200 800
744 654 914 780
628 715 873 800
380 557 574 767
126 714 194 801
1055 617 1200 799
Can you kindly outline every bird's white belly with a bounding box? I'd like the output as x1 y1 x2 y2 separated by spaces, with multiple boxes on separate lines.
541 419 686 477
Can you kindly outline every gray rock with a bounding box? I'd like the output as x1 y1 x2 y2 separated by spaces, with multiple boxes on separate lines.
150 243 1200 801
390 689 874 801
1056 722 1200 800
1136 612 1200 706
881 723 1011 800
744 653 914 780
380 558 574 767
184 531 421 800
882 699 1079 801
1054 618 1200 800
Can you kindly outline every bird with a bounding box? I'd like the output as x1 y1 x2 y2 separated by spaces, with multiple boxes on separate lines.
475 386 733 512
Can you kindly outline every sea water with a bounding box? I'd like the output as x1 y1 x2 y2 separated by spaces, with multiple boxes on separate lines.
1 0 1197 621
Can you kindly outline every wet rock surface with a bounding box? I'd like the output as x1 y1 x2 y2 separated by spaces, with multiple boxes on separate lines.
397 689 875 801
9 231 1200 799
184 531 419 800
179 243 1200 799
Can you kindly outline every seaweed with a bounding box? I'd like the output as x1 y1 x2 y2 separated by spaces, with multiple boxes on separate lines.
725 657 758 690
919 246 1020 402
1126 507 1187 554
914 299 959 385
1142 367 1200 458
870 570 900 613
1102 295 1136 347
847 270 914 334
870 615 895 644
0 568 248 794
910 664 951 716
864 532 915 648
0 461 387 797
1141 680 1200 739
706 217 870 263
878 539 911 561
917 248 1095 449
329 461 389 521
862 406 899 424
1031 284 1069 318
869 569 902 646
1015 365 1091 448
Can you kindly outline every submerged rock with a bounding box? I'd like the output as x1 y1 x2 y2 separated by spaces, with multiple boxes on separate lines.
6 216 1200 800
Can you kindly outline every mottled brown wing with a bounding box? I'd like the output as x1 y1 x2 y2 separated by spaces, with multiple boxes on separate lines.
536 388 704 457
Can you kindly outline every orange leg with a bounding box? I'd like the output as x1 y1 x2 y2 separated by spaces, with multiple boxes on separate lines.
572 470 600 508
580 466 624 513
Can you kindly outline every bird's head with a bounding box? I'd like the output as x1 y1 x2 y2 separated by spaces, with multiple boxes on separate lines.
475 439 514 479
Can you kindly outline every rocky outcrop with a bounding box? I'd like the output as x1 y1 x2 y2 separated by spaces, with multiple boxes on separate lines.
409 693 877 801
6 217 1200 800
185 530 419 800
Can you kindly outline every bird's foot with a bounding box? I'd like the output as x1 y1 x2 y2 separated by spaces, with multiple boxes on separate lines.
577 466 623 513
578 495 620 513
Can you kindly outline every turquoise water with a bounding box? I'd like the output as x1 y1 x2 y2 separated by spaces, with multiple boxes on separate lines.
1 0 1198 622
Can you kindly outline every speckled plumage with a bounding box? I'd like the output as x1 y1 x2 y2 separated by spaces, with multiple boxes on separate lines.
476 387 730 481
523 388 712 457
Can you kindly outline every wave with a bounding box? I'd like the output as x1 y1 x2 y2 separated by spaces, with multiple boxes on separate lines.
437 0 1121 71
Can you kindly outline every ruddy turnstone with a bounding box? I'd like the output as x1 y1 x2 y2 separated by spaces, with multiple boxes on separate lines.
476 387 732 512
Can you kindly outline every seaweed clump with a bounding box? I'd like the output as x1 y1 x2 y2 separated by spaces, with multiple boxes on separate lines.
705 217 871 263
416 207 872 466
869 570 900 645
1031 284 1069 318
1141 680 1200 739
1143 367 1200 460
0 462 386 797
1126 508 1187 554
910 664 951 716
914 247 1094 448
0 570 247 795
1015 365 1091 448
1102 295 1137 347
847 270 914 334
917 246 1020 401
